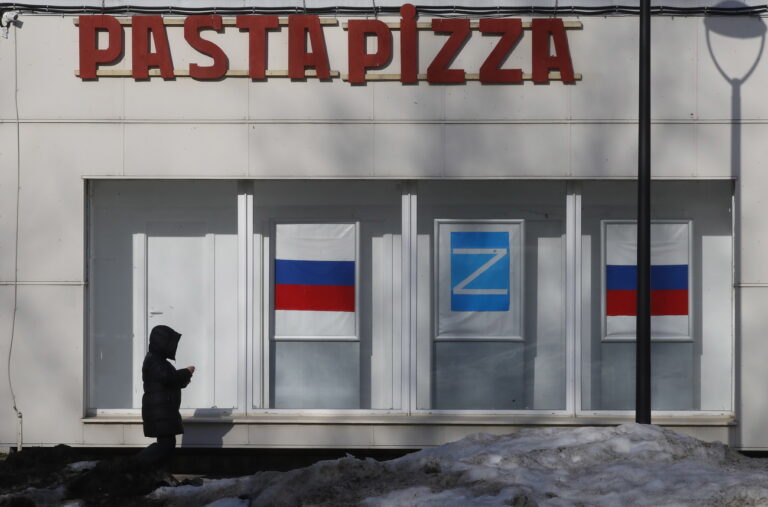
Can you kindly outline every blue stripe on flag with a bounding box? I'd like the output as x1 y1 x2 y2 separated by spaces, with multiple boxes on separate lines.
275 259 355 286
606 264 688 291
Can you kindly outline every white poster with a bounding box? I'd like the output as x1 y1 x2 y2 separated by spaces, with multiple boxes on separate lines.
435 220 524 340
603 221 692 341
274 223 358 339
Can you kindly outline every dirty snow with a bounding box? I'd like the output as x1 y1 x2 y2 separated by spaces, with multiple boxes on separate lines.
145 423 768 506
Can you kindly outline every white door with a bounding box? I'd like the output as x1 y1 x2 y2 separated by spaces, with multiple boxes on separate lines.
147 222 214 409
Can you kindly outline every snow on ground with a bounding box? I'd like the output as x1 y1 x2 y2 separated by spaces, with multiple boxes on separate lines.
149 423 768 506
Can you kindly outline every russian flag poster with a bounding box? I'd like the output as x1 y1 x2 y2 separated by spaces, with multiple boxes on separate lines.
274 223 357 339
603 221 691 340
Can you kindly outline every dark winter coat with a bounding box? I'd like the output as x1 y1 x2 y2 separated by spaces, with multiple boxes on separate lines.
141 325 193 438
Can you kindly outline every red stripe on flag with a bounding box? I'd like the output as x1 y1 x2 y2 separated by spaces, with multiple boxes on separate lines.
606 289 688 316
275 284 355 312
650 289 688 316
606 290 636 316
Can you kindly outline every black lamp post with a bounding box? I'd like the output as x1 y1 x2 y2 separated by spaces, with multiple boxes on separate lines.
636 0 652 425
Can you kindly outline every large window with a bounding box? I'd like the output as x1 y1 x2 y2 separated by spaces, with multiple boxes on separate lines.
580 181 733 412
88 179 733 416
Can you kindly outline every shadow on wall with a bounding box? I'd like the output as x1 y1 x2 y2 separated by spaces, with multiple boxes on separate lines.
703 1 766 449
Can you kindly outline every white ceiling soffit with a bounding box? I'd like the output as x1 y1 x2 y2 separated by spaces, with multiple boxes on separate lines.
4 1 768 9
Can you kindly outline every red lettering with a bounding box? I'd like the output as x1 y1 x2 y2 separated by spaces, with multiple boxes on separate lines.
184 15 228 80
531 18 575 84
132 16 174 79
427 18 470 84
288 15 331 79
400 4 418 83
479 18 523 84
79 15 123 79
236 15 280 79
348 20 392 84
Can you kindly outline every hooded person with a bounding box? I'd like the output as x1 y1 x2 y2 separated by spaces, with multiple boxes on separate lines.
135 324 195 467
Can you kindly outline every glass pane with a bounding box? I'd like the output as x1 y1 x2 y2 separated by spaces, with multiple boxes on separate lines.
89 180 238 409
581 181 732 411
418 181 567 411
253 181 402 410
272 341 360 409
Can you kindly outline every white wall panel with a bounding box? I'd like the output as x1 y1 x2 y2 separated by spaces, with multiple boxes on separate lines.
249 123 374 176
736 287 768 449
445 124 570 177
249 80 374 121
652 124 697 177
0 124 19 282
651 18 698 120
11 285 83 445
0 286 18 445
0 24 16 121
16 17 125 120
17 123 122 282
248 424 374 447
696 124 735 179
124 123 248 176
736 124 768 284
372 82 445 121
83 424 125 446
570 124 636 178
570 18 638 121
698 17 768 121
374 124 444 177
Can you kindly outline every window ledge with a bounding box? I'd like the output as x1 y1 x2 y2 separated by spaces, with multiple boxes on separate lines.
82 413 736 427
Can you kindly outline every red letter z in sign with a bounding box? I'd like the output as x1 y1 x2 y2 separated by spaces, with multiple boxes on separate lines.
479 18 523 83
427 18 470 84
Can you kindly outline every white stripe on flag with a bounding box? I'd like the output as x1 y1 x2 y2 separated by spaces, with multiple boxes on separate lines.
606 222 689 266
275 310 356 338
606 315 689 338
276 223 356 261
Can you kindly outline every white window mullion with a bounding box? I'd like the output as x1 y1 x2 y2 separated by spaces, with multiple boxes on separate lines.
402 182 418 414
566 182 582 416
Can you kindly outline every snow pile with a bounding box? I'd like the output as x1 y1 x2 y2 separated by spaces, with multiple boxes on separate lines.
150 423 768 506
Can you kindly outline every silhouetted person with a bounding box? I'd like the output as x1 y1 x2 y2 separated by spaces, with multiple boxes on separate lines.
135 325 195 468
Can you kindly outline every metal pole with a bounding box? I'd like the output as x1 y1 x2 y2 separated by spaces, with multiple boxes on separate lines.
636 0 652 424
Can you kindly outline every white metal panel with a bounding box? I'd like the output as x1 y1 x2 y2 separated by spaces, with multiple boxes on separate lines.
570 124 636 178
652 124 697 178
698 17 768 121
372 82 445 121
736 287 768 449
651 17 698 120
16 17 126 121
570 18 638 121
444 124 570 177
0 124 18 282
17 123 122 282
696 124 734 179
0 22 17 121
248 124 375 177
737 124 768 284
123 123 249 176
0 286 18 445
9 285 84 445
373 124 444 178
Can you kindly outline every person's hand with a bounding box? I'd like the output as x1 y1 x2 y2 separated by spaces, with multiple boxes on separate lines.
187 366 195 374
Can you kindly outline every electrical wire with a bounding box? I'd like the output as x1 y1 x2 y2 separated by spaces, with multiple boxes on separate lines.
7 20 22 450
0 3 766 16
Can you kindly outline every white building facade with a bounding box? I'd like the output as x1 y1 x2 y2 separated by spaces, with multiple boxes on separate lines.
0 0 764 449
